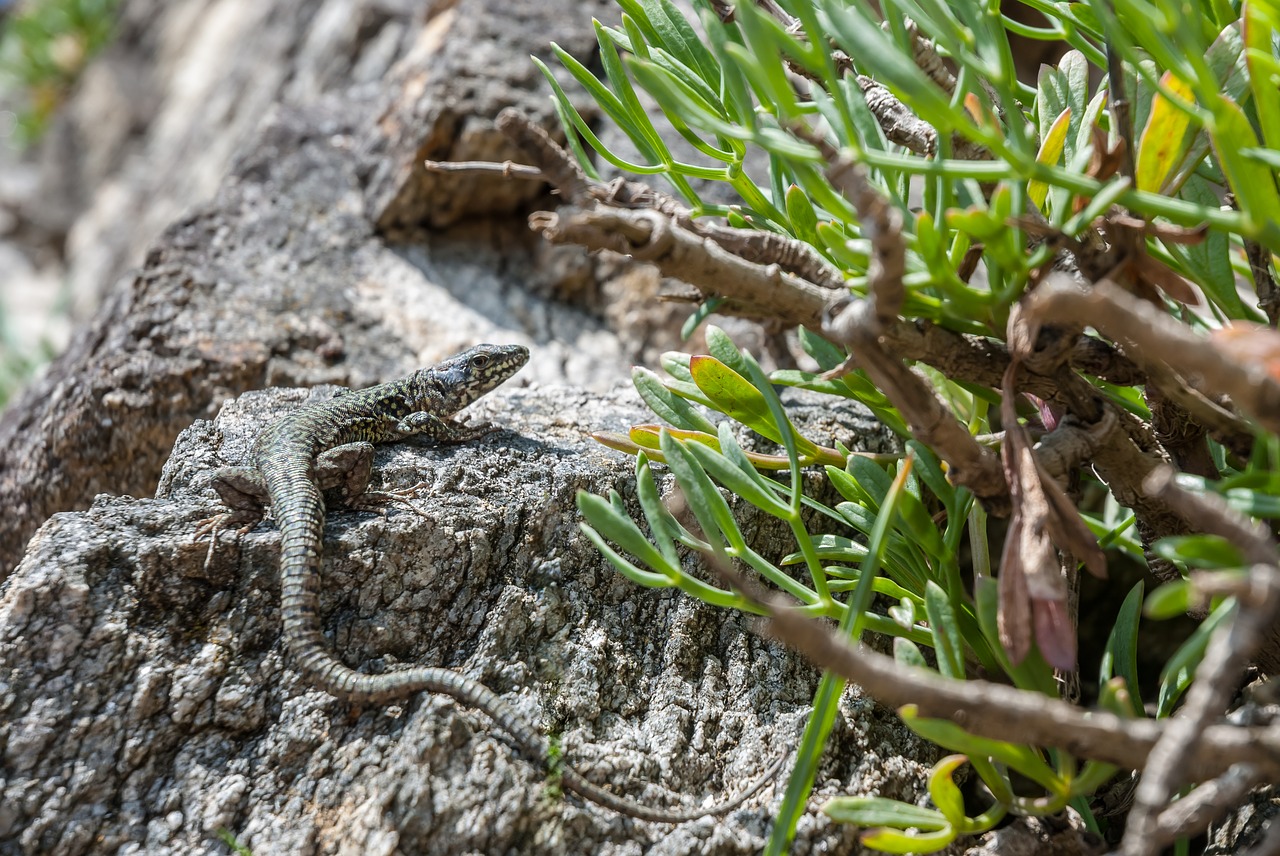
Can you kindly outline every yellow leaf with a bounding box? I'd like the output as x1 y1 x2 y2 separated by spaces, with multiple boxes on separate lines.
1135 73 1196 193
1029 107 1071 211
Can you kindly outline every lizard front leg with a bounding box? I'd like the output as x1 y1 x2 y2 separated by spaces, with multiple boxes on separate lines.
395 411 498 443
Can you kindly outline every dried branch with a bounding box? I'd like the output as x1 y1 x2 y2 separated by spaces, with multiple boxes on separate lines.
491 109 847 290
493 108 595 201
753 0 990 161
1068 336 1145 386
812 163 1009 510
1245 237 1279 327
705 554 1280 781
823 299 1011 512
421 159 546 182
899 18 955 94
1024 275 1280 435
530 205 837 325
819 159 904 322
856 76 940 156
1123 564 1280 854
1144 466 1277 567
1151 764 1264 846
1119 473 1280 849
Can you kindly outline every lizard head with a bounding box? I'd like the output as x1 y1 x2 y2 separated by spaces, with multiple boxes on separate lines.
429 343 530 408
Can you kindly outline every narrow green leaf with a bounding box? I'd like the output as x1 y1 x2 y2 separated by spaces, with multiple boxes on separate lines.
821 0 958 130
658 428 732 555
885 461 947 557
822 796 949 829
1210 97 1280 240
776 672 849 856
901 706 1067 795
642 0 721 87
859 826 958 853
1037 63 1069 144
924 581 965 679
685 440 793 518
592 20 668 164
1144 579 1193 619
798 327 848 371
633 366 718 433
1059 50 1089 165
704 325 750 376
579 522 673 588
680 297 725 339
633 452 680 568
927 755 970 828
905 440 958 516
1175 174 1247 317
1245 0 1280 151
576 490 674 576
660 350 694 383
1157 598 1236 716
1099 581 1146 717
786 184 821 246
533 56 667 175
827 465 876 507
1153 534 1247 569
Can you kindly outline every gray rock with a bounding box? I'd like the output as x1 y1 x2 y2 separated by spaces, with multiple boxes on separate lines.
1 380 934 854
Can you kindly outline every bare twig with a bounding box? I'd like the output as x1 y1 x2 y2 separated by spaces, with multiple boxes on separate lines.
530 206 837 325
1024 275 1280 435
422 159 545 181
812 162 1009 510
824 300 1011 512
1144 466 1277 567
1107 44 1136 183
899 18 955 94
814 158 904 321
1068 336 1145 386
1121 467 1280 854
1246 237 1280 327
1122 563 1280 855
494 109 595 201
855 76 940 156
1151 764 1264 844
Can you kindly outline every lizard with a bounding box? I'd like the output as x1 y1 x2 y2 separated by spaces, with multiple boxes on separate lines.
198 343 780 824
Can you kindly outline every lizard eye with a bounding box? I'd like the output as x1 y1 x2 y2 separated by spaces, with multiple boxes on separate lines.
471 354 491 370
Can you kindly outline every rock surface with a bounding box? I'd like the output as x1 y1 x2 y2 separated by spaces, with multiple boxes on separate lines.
0 382 936 855
0 0 631 575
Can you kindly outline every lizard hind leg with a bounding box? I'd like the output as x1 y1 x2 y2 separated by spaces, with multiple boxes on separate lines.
197 467 271 570
317 442 432 522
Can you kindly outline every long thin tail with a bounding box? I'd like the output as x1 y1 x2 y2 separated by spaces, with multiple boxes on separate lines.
273 473 782 822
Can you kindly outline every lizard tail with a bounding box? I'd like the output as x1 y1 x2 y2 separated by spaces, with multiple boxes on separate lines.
273 469 782 824
558 741 788 823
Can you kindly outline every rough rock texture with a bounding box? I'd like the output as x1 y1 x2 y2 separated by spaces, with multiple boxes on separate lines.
0 0 639 575
0 383 936 855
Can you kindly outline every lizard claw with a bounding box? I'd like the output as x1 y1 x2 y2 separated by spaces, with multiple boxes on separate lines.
347 482 432 522
195 511 262 571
